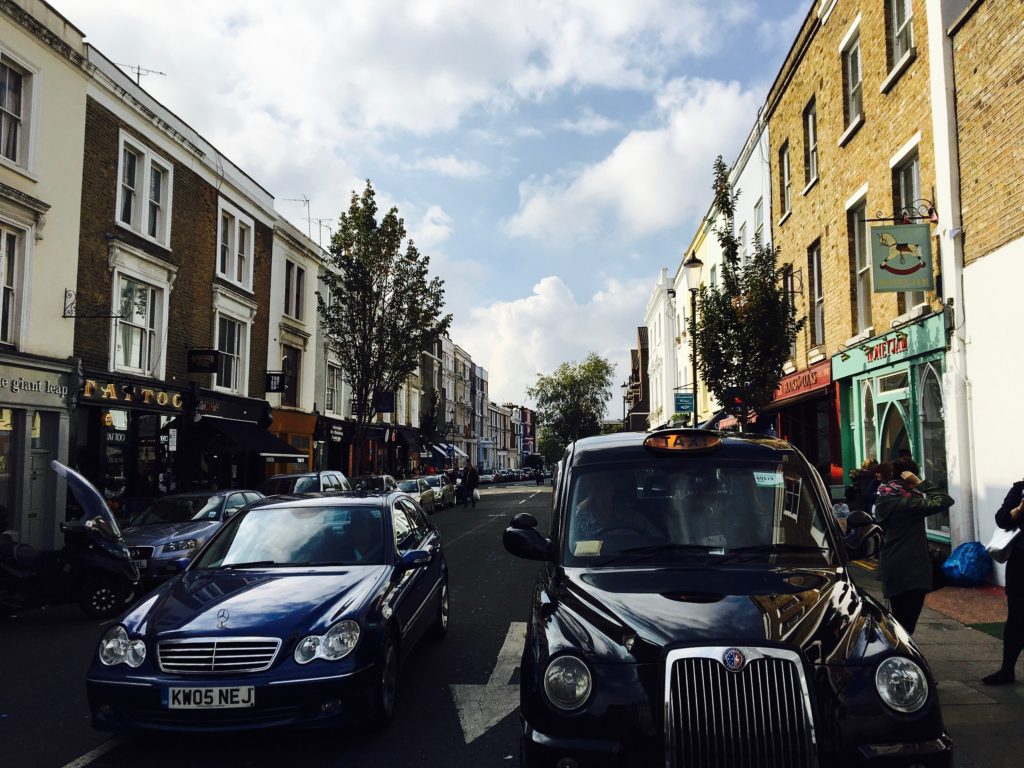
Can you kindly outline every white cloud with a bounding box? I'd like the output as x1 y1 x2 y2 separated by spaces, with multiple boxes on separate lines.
558 108 621 135
412 155 487 178
504 77 760 244
409 205 455 252
454 275 651 409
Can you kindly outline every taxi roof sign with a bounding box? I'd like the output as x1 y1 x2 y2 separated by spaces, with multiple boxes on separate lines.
643 430 722 452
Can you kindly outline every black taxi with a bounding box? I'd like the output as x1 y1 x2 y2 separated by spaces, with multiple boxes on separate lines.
503 429 952 767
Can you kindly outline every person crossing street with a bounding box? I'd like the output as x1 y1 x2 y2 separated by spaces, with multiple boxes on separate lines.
462 461 479 509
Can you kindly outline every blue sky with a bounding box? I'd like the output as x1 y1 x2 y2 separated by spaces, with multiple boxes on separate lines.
66 0 806 407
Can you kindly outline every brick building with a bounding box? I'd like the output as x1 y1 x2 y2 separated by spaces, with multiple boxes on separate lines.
70 46 302 518
764 0 953 548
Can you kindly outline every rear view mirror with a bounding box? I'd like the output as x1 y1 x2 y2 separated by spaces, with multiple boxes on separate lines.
399 549 432 569
511 512 538 530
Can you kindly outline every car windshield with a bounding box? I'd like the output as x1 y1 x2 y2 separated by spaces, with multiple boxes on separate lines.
194 505 387 567
261 476 317 495
397 480 419 493
424 477 441 487
563 459 833 567
353 476 386 490
133 495 220 525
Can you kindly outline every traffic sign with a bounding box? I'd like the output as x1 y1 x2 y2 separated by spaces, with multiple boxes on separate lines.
446 445 455 458
674 392 694 413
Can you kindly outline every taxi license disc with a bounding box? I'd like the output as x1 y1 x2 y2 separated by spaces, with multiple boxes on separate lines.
165 685 255 709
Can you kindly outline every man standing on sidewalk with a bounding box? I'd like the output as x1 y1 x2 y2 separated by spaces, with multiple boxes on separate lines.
463 461 479 509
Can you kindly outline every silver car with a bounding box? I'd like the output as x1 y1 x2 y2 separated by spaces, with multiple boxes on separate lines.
397 477 440 514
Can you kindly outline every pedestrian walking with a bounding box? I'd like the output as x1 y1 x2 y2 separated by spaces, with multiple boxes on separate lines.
982 479 1024 685
845 458 880 512
463 461 479 509
874 456 955 634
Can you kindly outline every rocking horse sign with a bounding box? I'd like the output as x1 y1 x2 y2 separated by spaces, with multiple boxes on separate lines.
870 223 934 292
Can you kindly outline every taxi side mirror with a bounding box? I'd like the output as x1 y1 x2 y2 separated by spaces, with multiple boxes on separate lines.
504 513 553 561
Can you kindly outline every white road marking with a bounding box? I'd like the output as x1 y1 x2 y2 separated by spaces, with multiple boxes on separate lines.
450 622 526 743
61 736 125 768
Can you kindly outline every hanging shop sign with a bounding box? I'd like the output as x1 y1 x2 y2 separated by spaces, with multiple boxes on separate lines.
265 371 286 393
870 224 934 292
80 377 185 412
187 349 220 373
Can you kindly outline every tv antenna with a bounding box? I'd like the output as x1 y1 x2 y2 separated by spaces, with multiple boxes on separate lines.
117 63 166 85
309 218 334 248
283 196 311 238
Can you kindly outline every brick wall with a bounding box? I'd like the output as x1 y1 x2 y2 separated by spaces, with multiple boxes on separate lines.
77 96 271 397
952 0 1024 265
765 0 942 365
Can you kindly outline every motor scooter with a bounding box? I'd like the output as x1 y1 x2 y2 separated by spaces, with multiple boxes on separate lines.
0 461 139 619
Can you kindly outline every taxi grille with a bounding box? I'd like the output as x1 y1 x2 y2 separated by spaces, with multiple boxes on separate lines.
666 648 817 768
128 546 154 559
158 637 281 674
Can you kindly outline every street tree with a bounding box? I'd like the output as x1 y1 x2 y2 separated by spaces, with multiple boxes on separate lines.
528 353 615 455
692 156 805 428
318 181 451 474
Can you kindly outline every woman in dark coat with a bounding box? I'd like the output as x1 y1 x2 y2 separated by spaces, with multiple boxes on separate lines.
873 457 955 634
983 480 1024 685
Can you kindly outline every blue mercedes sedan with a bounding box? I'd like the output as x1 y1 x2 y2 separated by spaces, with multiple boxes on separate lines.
87 491 449 732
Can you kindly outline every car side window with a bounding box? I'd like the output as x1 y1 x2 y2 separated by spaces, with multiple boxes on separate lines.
337 473 352 491
391 504 420 552
224 493 246 518
399 498 430 538
243 492 263 505
295 477 317 493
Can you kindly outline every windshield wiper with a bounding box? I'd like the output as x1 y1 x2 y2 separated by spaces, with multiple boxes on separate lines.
716 544 831 564
598 543 717 566
213 560 284 569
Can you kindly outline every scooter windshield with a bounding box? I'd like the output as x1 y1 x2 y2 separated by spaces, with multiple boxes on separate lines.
51 460 123 540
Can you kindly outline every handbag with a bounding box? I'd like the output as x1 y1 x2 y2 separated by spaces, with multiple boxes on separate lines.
472 488 480 501
986 527 1021 564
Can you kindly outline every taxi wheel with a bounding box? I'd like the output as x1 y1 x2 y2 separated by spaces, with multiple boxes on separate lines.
80 579 129 619
371 631 399 728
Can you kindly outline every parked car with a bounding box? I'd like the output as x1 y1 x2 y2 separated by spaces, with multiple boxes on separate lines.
478 470 496 484
397 477 439 514
260 470 351 496
123 490 264 583
423 474 455 508
504 427 952 767
350 474 398 493
87 491 448 732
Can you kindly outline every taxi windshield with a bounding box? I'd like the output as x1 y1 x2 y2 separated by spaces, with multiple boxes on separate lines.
193 505 386 567
563 459 833 567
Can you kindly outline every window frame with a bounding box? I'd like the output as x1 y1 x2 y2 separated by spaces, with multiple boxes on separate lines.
808 241 825 348
112 274 159 375
281 343 302 408
0 223 23 345
216 198 256 291
114 131 174 248
753 198 763 244
842 33 863 129
888 0 914 66
106 241 176 378
212 286 256 396
848 200 872 334
0 48 37 173
779 141 792 218
284 260 305 320
803 97 818 187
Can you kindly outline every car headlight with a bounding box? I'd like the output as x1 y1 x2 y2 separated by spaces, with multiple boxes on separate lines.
875 657 929 712
163 539 197 553
294 620 361 664
543 655 592 710
98 625 146 668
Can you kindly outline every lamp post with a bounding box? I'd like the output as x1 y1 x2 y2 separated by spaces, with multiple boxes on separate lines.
683 252 704 429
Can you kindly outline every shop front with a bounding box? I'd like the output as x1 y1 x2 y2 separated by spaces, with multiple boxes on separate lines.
396 426 426 476
73 373 306 523
267 409 316 477
764 360 841 494
316 414 353 475
832 312 950 543
0 354 74 548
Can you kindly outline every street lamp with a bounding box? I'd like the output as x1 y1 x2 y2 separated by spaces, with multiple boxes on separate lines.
683 252 704 429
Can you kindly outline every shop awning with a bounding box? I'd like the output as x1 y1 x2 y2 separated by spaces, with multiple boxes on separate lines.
432 442 469 460
202 417 308 464
397 426 424 451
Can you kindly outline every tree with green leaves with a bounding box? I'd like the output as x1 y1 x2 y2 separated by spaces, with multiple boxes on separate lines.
317 181 451 474
693 156 805 429
527 353 615 456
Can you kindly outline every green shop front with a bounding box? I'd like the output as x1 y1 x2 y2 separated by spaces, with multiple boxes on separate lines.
832 312 950 544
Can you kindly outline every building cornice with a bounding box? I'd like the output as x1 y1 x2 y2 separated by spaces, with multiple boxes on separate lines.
1 1 92 74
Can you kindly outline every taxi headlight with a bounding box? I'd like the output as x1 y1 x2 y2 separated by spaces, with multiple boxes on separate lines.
543 655 592 710
163 539 197 553
294 620 360 664
875 657 929 712
98 625 146 668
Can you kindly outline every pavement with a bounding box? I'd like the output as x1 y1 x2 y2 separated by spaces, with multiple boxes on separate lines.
850 559 1024 768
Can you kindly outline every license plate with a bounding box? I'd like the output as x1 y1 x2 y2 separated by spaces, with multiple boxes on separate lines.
132 559 148 570
166 686 255 709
